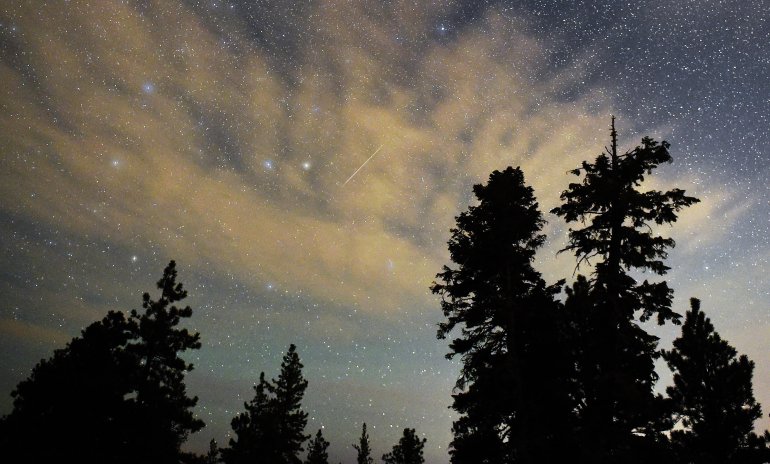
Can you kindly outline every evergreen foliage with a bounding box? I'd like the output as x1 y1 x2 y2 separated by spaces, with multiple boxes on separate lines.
0 311 136 462
382 428 426 464
222 373 275 463
305 429 330 464
552 119 699 462
206 439 222 464
0 261 202 464
222 344 309 464
126 261 205 461
272 344 311 461
432 166 575 463
664 298 769 463
353 423 374 464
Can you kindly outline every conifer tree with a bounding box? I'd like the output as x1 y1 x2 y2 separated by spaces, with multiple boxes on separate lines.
222 373 277 464
222 344 309 464
353 423 374 464
432 167 574 463
126 260 205 461
205 439 221 464
271 344 310 463
305 429 330 464
0 311 136 463
382 428 426 464
664 298 769 463
552 118 699 462
0 261 203 463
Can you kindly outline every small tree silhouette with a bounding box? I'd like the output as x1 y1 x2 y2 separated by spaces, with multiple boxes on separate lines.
353 423 374 464
382 428 426 464
223 344 309 464
664 298 769 463
305 429 330 464
205 438 221 463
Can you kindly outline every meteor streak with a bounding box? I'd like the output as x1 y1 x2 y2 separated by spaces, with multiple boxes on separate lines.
342 144 384 186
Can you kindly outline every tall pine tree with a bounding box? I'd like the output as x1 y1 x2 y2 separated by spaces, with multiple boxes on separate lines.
664 298 769 464
353 423 374 464
271 344 310 463
552 118 699 462
432 167 575 463
126 260 205 462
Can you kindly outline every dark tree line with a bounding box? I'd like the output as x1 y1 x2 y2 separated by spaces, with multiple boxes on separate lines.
0 262 427 464
433 118 770 463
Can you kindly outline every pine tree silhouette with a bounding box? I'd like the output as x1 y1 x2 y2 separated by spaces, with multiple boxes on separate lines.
552 118 699 462
222 373 276 463
0 311 136 463
305 429 330 464
205 438 222 463
0 261 203 464
222 344 309 464
271 344 310 463
353 423 374 464
126 260 205 462
432 167 575 463
664 298 770 463
382 428 426 464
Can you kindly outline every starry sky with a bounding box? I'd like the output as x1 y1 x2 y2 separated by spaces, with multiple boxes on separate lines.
1 1 769 462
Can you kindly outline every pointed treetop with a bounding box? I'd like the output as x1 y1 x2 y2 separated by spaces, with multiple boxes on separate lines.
305 428 330 464
353 422 374 464
610 115 618 167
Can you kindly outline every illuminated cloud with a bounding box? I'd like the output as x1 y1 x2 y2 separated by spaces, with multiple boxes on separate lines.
0 1 621 317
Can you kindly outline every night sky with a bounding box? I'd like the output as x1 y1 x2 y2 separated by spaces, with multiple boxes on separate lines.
1 1 769 462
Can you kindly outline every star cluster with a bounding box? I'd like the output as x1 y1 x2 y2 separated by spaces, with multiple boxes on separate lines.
1 1 769 462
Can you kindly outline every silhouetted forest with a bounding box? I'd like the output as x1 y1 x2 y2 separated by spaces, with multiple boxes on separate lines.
1 120 769 463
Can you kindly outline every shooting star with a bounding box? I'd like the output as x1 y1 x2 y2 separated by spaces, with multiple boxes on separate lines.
342 144 384 186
